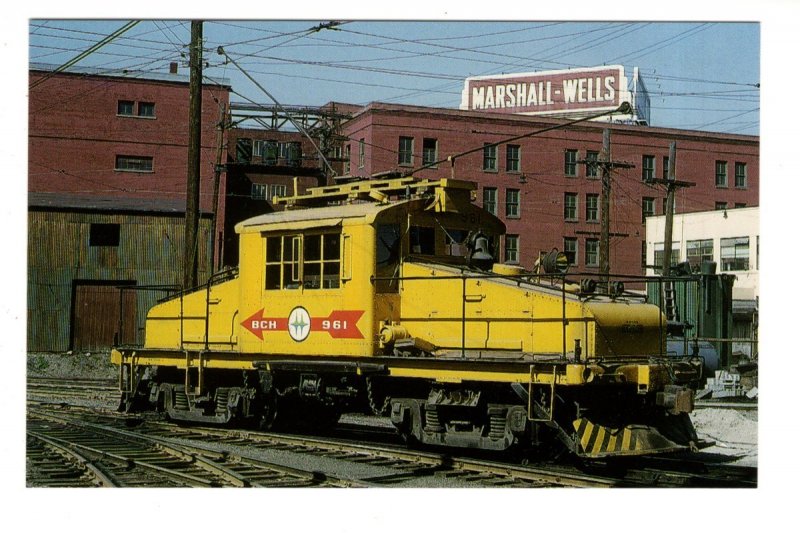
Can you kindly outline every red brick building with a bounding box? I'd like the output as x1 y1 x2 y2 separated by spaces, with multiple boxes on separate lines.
341 102 759 276
29 63 231 247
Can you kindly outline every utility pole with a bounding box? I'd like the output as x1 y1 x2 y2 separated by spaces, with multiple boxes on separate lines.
647 142 695 274
210 103 227 273
594 129 634 282
184 20 202 290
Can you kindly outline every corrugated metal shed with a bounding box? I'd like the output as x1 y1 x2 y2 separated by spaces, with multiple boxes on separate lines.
28 203 213 352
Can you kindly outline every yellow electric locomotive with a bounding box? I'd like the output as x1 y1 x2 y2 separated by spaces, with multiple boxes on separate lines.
112 176 703 458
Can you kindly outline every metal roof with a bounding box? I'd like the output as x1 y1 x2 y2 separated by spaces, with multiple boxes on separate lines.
28 192 212 215
29 62 231 88
236 201 403 233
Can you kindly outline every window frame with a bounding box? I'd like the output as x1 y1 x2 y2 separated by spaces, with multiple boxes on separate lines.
483 187 498 216
506 144 521 173
264 232 342 291
564 192 578 221
137 101 156 118
505 188 520 218
398 137 413 166
115 155 154 172
117 100 135 116
422 138 438 167
642 197 655 223
735 162 747 189
585 150 599 178
564 149 578 177
504 234 519 264
716 160 728 188
563 237 578 266
720 236 750 272
585 238 599 267
483 143 498 172
585 193 599 222
642 155 655 181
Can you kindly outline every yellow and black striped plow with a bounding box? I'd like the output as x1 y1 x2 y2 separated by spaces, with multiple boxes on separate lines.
572 418 690 458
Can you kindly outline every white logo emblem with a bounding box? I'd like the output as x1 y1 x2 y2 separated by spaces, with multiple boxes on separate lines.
288 306 311 342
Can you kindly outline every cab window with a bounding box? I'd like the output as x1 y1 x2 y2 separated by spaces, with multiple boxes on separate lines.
264 233 340 290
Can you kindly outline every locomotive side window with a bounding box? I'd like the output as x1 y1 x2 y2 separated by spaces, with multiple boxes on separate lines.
303 233 341 289
264 234 301 290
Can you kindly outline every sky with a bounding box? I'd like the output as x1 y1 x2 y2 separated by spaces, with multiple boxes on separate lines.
28 19 760 135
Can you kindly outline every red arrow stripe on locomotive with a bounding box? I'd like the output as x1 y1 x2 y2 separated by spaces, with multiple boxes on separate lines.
241 309 364 340
241 309 289 341
311 310 365 339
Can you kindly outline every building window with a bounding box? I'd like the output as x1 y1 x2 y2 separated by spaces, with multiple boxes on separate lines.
642 155 655 181
269 184 287 201
735 162 747 188
506 144 520 172
715 160 728 187
358 139 365 168
564 193 578 221
642 197 655 223
721 237 749 272
715 202 727 211
735 203 747 209
398 137 413 166
138 102 155 117
253 140 266 160
585 193 599 222
585 150 599 178
654 242 680 274
263 140 278 164
483 187 497 215
505 189 520 218
663 156 670 179
343 144 351 174
115 155 153 172
585 239 599 267
89 223 120 247
285 142 302 167
564 149 578 176
686 239 713 271
504 234 519 263
483 144 498 171
563 237 578 266
117 100 134 116
422 138 438 167
251 183 267 200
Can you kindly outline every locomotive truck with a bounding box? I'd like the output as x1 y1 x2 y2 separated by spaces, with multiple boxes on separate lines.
112 176 704 458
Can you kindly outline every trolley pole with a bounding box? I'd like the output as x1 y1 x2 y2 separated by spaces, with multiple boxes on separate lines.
184 20 203 290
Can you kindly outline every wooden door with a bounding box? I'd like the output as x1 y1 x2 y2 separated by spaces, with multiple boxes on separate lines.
72 282 137 351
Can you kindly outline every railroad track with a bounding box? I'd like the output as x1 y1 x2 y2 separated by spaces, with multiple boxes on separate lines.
26 402 756 488
27 377 118 404
26 376 757 488
27 406 364 487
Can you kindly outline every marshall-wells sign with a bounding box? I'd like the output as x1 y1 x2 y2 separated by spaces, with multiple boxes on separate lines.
460 65 632 117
